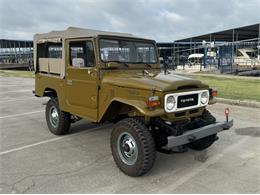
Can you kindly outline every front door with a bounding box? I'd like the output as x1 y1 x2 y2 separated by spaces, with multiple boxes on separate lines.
65 39 98 121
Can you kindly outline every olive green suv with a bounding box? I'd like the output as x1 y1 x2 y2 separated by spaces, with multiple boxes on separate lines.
34 27 233 176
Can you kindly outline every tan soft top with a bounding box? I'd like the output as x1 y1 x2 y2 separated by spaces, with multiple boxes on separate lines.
33 27 153 78
34 27 137 42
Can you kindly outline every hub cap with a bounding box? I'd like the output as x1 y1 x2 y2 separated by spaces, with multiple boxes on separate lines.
117 132 138 165
49 106 59 128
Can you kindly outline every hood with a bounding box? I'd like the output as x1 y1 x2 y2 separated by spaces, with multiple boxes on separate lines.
102 71 208 92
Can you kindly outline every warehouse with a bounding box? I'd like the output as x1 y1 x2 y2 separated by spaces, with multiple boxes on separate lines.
157 23 260 73
1 24 259 73
0 39 33 70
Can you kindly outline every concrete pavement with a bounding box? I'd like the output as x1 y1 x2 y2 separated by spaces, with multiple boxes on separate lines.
0 76 259 193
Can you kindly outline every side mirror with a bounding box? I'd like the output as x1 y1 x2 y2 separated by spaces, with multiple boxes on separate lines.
72 58 85 68
163 59 170 74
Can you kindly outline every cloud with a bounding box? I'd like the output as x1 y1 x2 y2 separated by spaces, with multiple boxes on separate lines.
159 10 186 23
103 13 126 30
0 0 259 41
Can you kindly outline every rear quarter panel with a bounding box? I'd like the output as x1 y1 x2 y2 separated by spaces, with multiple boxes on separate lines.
35 73 67 111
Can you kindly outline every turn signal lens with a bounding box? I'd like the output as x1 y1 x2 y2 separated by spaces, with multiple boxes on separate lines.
211 89 218 97
147 96 160 107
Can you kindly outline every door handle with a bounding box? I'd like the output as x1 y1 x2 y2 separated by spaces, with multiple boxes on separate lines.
87 69 97 78
67 80 73 85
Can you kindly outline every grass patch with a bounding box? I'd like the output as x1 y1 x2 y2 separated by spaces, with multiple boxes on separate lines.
1 70 259 102
0 70 35 78
189 75 260 102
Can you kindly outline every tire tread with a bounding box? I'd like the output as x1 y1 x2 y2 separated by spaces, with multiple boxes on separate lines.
111 118 156 176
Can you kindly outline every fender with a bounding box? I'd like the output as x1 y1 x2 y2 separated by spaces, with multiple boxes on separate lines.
110 97 165 117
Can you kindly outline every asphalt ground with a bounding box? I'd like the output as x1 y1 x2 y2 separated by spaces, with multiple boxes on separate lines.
0 76 259 193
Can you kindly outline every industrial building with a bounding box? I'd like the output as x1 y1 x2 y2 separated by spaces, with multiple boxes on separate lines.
157 23 260 73
0 39 33 70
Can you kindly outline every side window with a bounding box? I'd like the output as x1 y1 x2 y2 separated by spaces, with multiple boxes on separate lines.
37 42 62 58
48 44 62 58
69 40 95 68
36 42 62 74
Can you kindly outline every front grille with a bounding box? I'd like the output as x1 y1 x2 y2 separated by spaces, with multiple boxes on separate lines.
177 94 198 108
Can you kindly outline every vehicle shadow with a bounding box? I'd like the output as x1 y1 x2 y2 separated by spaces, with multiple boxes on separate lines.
68 120 213 178
235 127 260 137
69 120 111 134
145 148 210 178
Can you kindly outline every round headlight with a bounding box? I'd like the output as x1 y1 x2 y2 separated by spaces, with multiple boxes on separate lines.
201 91 209 104
166 96 176 110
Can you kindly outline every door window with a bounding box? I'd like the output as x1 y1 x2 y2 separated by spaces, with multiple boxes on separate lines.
69 40 95 68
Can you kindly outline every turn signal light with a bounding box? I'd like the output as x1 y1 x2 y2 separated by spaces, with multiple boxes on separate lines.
147 96 160 108
211 89 218 97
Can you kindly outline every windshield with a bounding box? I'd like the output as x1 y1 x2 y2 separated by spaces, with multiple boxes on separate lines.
99 38 157 64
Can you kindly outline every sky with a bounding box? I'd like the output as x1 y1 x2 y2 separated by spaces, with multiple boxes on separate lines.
0 0 260 42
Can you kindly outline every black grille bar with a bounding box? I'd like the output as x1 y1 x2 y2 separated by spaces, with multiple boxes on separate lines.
177 94 199 108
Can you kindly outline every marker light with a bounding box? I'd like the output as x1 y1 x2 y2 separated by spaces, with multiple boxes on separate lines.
211 89 218 97
147 96 160 108
224 108 230 116
225 108 230 122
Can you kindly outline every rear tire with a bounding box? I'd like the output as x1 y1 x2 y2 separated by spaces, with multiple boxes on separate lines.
45 98 71 135
111 118 156 177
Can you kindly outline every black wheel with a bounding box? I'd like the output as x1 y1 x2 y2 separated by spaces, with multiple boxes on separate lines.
188 109 217 151
188 134 218 151
202 109 216 125
111 118 156 177
45 98 71 135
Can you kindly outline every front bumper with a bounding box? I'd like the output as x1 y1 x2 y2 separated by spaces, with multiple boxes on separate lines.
165 119 233 149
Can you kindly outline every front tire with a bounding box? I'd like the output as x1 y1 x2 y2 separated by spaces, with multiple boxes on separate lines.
45 98 71 135
111 118 156 177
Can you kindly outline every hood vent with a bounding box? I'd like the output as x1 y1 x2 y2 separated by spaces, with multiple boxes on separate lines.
177 85 198 90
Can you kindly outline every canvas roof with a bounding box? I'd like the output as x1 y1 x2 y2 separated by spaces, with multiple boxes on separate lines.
34 27 139 42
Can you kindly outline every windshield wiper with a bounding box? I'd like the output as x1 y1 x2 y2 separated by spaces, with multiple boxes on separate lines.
133 61 152 68
144 63 152 68
108 60 129 68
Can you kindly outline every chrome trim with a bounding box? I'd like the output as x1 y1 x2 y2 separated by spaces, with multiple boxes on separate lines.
164 90 209 113
117 132 138 166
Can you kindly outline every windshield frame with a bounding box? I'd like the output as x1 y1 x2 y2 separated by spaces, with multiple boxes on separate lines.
97 35 159 65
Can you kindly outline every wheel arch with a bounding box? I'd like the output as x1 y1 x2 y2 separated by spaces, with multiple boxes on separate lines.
100 98 144 121
99 98 165 123
43 87 58 98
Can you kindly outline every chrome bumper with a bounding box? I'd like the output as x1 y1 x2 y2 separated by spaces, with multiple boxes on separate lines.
166 119 233 149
